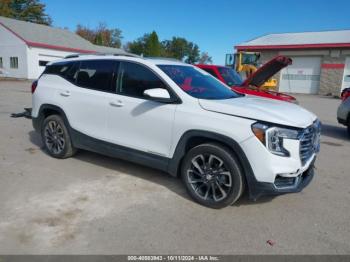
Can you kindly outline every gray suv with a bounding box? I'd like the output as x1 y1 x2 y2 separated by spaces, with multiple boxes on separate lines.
337 91 350 136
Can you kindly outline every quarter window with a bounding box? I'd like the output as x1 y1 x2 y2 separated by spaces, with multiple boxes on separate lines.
75 60 116 92
10 57 18 69
117 62 167 98
44 61 79 83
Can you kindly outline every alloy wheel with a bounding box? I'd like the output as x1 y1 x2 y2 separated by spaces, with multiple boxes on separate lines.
186 154 232 202
44 120 65 154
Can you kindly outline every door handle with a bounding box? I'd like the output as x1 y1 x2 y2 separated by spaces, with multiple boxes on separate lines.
60 91 70 97
109 100 124 107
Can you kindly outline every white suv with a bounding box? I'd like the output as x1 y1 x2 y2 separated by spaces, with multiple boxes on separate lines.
32 54 321 208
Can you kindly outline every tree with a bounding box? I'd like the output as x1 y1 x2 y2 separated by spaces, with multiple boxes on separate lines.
76 23 123 48
126 31 211 64
0 0 52 25
161 37 188 60
198 52 213 64
185 42 200 64
126 31 162 56
145 31 162 57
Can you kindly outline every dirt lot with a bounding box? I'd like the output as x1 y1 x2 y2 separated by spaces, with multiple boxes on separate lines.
0 80 349 255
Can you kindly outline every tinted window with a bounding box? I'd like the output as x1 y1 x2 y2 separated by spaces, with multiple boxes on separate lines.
76 60 115 92
44 61 78 83
158 65 240 100
117 62 166 98
201 68 217 78
217 67 243 87
65 62 80 83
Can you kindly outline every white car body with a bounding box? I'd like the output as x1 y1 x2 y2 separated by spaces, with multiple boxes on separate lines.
32 55 320 201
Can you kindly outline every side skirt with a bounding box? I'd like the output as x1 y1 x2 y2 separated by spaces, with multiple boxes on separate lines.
70 128 170 173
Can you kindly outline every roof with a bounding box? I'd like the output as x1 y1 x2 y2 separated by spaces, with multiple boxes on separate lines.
50 54 189 67
0 16 129 55
236 30 350 50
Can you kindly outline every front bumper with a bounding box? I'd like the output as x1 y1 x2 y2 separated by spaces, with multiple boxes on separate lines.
247 157 316 200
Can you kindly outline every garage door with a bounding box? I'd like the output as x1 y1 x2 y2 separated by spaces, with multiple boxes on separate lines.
279 57 321 94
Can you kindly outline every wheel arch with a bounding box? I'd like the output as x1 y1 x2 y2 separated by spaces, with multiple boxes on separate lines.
32 104 70 132
168 130 258 196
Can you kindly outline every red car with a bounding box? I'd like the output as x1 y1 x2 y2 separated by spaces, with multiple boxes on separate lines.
341 87 350 101
196 56 297 103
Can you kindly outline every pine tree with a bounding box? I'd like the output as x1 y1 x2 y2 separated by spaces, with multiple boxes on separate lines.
0 0 52 25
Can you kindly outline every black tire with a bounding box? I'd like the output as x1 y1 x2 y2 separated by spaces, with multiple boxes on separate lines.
181 143 244 209
41 114 77 158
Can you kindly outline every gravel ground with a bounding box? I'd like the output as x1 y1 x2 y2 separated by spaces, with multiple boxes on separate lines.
0 80 349 255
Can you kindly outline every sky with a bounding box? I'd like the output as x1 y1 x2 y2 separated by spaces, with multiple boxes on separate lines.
42 0 350 64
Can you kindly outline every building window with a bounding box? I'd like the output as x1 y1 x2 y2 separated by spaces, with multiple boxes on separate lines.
39 60 49 67
10 57 18 69
0 57 3 68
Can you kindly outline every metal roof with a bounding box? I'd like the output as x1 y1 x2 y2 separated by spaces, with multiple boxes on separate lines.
236 30 350 50
0 16 129 55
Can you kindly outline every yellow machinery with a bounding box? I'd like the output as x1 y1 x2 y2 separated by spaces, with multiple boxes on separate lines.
225 52 277 90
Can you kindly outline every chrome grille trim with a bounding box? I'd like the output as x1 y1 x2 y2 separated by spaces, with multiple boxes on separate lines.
299 120 321 165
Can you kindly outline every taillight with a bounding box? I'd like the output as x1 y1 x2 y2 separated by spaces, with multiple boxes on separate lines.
31 80 38 94
341 91 350 101
341 89 350 101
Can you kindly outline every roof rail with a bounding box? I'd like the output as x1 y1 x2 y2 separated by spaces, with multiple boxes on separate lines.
64 52 140 59
146 57 182 62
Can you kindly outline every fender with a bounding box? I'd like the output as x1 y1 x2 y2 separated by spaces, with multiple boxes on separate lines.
32 104 70 132
168 130 259 197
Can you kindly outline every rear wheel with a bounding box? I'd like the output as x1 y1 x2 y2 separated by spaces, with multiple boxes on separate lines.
41 115 76 158
181 143 244 208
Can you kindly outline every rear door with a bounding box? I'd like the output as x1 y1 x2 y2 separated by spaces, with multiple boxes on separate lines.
57 59 118 140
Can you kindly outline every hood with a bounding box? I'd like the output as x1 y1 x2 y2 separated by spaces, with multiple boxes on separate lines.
199 96 317 128
242 56 292 87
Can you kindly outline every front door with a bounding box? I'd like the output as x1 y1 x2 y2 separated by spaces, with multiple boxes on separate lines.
105 61 177 158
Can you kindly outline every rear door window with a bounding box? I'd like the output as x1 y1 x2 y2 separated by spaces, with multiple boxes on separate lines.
76 60 117 93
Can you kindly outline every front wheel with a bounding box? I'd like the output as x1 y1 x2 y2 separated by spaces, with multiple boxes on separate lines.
181 143 244 208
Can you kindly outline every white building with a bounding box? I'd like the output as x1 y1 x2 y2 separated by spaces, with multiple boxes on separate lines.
0 16 128 79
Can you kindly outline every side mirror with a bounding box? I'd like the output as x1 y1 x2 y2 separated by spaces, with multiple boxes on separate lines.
143 88 174 103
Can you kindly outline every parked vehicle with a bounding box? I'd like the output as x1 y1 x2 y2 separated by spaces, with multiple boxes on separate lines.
341 87 350 102
225 51 277 90
196 56 297 103
337 92 350 136
32 54 320 208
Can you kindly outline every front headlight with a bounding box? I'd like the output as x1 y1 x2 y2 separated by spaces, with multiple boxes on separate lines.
252 122 300 157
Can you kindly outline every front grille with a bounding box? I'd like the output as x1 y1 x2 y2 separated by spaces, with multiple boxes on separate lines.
299 120 321 165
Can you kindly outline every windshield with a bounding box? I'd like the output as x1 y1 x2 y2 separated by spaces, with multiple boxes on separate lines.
217 67 243 87
158 65 240 100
